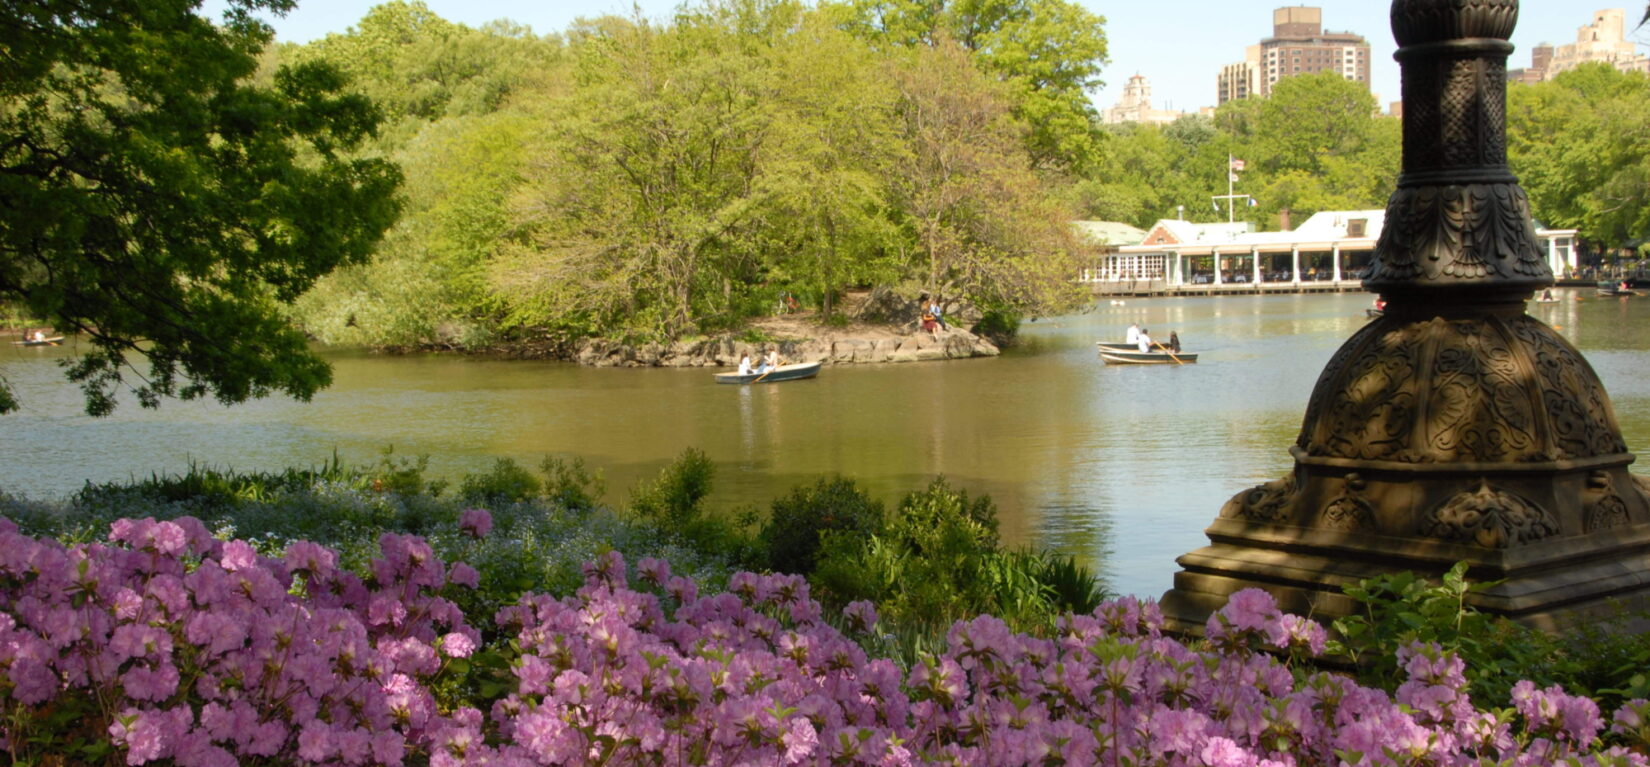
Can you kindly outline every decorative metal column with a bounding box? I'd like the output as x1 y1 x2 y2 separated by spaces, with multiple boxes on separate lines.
1159 0 1650 632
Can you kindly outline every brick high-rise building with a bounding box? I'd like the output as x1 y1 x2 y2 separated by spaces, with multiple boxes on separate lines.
1216 7 1371 104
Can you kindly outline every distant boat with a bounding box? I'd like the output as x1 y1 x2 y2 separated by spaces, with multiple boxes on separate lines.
714 361 823 384
1365 308 1384 318
11 336 63 347
1597 281 1638 297
1096 342 1197 365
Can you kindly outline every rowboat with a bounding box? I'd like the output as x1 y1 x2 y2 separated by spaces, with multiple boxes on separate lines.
1597 281 1640 297
1096 342 1198 365
714 361 822 384
11 336 64 347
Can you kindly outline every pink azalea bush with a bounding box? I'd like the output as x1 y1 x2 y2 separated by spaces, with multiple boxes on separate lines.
3 514 1649 766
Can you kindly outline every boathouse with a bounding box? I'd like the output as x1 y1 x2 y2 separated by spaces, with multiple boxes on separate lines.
1085 210 1578 295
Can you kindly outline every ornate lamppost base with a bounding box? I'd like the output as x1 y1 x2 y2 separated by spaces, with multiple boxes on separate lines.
1160 310 1650 634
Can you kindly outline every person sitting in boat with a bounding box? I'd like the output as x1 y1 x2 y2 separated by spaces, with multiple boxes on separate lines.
1621 280 1630 292
1168 331 1181 354
738 353 754 376
1136 328 1153 353
1125 323 1141 345
1540 287 1554 301
30 330 44 342
1373 297 1387 312
763 348 781 372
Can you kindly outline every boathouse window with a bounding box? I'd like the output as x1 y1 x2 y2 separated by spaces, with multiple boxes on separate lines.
1347 219 1367 238
1100 254 1167 281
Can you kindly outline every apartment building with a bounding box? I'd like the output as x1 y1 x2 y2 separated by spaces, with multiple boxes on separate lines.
1217 7 1371 105
1508 9 1650 83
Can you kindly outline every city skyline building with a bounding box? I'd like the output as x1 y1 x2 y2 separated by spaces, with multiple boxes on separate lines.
1100 74 1193 125
1216 6 1372 105
1507 8 1650 83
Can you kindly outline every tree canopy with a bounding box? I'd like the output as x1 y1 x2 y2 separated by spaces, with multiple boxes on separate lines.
289 0 1085 349
1508 64 1650 251
0 0 401 414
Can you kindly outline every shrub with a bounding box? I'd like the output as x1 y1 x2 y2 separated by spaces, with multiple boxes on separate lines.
457 457 541 504
537 455 604 512
759 476 885 576
627 447 714 527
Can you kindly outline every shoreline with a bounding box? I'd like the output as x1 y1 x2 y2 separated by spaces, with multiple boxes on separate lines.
483 315 1001 368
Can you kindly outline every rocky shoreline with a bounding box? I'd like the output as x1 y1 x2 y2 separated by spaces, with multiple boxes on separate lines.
501 319 1001 368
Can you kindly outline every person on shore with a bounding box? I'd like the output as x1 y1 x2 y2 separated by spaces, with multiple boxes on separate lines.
928 296 948 331
1126 323 1141 345
737 352 753 376
919 293 939 338
1168 331 1181 354
1137 328 1153 353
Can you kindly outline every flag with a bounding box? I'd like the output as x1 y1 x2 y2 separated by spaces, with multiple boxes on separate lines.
1229 158 1246 171
1229 172 1240 182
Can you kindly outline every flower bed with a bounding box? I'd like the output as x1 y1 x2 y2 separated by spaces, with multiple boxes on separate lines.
1 513 1647 766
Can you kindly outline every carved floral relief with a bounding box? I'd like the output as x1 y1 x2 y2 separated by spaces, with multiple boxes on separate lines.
1420 480 1558 548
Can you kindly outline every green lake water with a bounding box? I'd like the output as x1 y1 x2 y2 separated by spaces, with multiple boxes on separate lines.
4 289 1647 598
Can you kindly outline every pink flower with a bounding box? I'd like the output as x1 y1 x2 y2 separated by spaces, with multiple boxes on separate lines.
441 632 477 658
219 540 257 572
448 562 480 589
458 508 493 538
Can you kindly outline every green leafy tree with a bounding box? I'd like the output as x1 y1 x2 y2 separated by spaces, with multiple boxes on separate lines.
0 0 401 414
1508 64 1650 251
838 0 1109 171
497 12 780 341
888 41 1085 315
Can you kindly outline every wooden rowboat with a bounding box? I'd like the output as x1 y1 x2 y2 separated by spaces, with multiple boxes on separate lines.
714 361 822 384
1096 342 1197 365
11 336 64 347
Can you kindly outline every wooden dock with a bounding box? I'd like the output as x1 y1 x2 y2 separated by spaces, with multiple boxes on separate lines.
1088 279 1368 297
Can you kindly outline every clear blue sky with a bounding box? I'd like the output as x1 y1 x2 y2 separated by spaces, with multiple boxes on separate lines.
206 0 1647 113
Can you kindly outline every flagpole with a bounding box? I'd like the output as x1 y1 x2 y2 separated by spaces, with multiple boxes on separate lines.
1226 153 1235 224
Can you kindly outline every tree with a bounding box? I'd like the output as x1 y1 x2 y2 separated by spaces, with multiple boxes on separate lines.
0 0 401 415
838 0 1108 171
887 42 1085 316
1508 64 1650 251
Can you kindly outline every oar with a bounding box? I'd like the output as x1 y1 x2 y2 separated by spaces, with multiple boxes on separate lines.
1154 341 1185 366
751 363 780 384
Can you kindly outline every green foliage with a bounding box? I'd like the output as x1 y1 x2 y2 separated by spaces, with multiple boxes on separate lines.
838 0 1110 171
0 0 402 415
760 476 886 575
1077 74 1399 230
458 458 542 504
1328 562 1650 710
971 310 1021 346
628 448 716 528
277 0 1087 349
810 477 1088 635
1509 64 1650 250
539 456 605 513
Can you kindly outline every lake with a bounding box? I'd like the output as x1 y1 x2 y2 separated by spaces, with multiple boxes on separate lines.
4 289 1647 599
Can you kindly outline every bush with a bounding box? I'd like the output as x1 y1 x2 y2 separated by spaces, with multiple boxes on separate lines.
627 447 714 527
760 476 885 575
811 477 1063 637
971 309 1021 347
1331 562 1650 711
457 457 542 504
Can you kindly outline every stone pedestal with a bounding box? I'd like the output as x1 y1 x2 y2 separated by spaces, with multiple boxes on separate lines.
1159 0 1650 633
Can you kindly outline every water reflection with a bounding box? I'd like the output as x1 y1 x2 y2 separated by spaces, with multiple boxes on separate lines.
2 289 1646 599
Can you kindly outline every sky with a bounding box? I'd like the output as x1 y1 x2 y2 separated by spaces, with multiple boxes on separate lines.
205 0 1649 114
